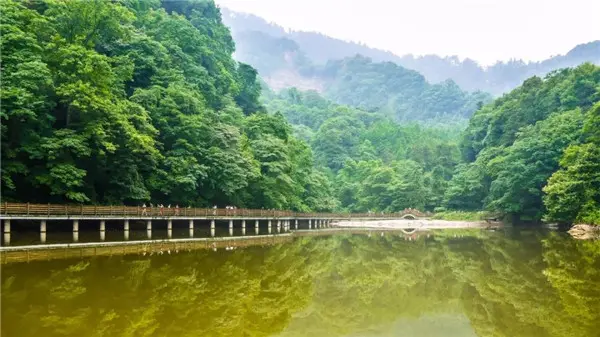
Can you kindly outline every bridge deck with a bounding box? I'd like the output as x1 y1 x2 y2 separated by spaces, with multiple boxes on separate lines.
0 202 429 220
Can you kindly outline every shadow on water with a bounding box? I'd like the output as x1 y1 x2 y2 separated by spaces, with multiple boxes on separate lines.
1 228 599 337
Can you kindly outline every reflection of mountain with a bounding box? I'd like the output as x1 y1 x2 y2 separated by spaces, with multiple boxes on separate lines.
2 231 599 336
222 8 600 95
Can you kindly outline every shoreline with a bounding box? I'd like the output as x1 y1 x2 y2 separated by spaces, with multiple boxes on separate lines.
334 219 500 230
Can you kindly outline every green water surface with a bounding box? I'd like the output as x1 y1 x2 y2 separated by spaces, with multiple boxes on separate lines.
2 229 599 337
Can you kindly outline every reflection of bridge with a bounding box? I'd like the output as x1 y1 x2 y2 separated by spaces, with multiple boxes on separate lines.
0 228 432 264
0 203 430 245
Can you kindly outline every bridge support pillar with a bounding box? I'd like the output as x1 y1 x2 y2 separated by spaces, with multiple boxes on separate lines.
40 220 47 243
268 220 272 234
72 220 79 232
277 220 281 233
255 220 259 235
308 219 312 229
295 219 298 230
73 231 79 243
100 220 106 241
146 220 152 240
167 219 172 231
189 220 194 238
211 220 216 237
3 220 10 234
124 220 130 241
229 220 233 236
242 220 246 235
3 233 10 246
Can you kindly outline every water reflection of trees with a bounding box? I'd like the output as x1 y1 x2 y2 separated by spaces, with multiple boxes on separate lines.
1 231 599 337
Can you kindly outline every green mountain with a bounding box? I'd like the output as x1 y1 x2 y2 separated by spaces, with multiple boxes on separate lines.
2 0 598 224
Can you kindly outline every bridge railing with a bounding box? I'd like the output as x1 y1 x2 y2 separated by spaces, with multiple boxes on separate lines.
0 202 429 219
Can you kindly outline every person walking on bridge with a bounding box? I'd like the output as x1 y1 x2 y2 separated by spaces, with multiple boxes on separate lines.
142 203 147 216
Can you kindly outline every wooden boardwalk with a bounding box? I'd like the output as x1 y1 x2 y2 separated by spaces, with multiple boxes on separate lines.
0 202 429 220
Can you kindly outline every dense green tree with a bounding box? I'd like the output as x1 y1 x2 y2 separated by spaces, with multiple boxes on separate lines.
0 0 335 210
448 64 600 222
485 109 584 221
544 103 600 224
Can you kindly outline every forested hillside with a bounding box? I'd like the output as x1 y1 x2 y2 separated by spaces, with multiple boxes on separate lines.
444 64 600 223
263 88 465 212
2 0 599 225
225 13 492 122
320 56 491 121
0 0 335 211
222 8 600 95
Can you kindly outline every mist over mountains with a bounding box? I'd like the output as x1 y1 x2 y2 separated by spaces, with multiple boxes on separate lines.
221 8 600 96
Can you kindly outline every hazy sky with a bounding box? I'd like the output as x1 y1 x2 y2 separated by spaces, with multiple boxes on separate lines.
215 0 600 65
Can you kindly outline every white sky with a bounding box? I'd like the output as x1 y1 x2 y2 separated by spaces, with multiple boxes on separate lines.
215 0 600 65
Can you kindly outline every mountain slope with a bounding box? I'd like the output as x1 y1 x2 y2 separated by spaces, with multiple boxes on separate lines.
221 8 600 95
223 9 491 122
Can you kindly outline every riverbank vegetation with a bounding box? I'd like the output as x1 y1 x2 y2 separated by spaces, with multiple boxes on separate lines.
1 0 599 225
430 211 488 221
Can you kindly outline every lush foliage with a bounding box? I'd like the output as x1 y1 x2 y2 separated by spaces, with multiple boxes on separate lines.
543 102 600 224
321 56 491 121
430 211 488 221
0 0 333 210
444 64 600 223
3 0 599 223
263 88 464 212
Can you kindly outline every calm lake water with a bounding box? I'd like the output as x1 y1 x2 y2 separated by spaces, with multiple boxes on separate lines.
2 229 599 337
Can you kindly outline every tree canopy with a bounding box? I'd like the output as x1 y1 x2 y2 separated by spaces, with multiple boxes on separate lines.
0 0 333 211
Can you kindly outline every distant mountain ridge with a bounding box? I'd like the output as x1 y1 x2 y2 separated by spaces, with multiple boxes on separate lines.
221 8 600 95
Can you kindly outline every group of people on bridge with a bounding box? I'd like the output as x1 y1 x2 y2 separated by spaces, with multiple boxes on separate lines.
142 204 183 216
140 203 243 216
